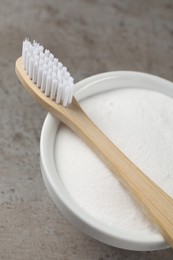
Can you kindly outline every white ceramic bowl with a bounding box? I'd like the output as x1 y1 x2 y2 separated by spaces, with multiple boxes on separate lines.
40 71 173 251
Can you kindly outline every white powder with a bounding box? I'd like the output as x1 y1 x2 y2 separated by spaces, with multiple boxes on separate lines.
55 88 173 234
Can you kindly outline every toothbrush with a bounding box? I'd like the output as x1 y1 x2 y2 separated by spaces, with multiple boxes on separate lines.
15 39 173 247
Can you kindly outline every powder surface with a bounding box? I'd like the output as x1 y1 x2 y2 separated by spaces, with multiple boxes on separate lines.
55 88 173 234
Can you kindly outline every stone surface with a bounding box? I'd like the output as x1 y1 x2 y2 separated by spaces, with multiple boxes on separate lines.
0 0 173 259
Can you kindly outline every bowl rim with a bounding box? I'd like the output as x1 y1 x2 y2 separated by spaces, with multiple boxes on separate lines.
40 71 173 251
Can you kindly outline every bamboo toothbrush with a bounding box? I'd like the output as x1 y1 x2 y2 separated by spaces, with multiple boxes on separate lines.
15 39 173 247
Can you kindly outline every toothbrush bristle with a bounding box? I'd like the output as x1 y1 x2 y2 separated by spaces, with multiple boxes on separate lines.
22 39 74 106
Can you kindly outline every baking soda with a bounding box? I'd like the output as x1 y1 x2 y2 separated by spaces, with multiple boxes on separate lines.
55 88 173 234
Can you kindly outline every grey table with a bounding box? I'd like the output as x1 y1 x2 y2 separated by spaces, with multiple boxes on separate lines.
0 0 173 259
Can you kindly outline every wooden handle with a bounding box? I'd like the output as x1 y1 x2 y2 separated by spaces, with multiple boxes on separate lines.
16 57 173 247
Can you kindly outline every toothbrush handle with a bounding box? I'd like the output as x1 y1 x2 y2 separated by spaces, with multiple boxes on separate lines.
63 98 173 247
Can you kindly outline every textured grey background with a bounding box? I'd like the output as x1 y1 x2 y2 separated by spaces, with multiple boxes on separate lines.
0 0 173 259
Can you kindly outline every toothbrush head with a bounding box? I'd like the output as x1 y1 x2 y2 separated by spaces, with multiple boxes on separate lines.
22 39 74 107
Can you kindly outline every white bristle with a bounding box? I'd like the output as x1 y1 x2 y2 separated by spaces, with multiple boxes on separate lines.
65 71 70 80
29 57 34 79
53 58 58 65
45 75 52 96
69 76 74 84
48 61 53 69
40 52 44 60
48 68 52 76
23 48 28 69
62 66 67 75
33 62 38 83
56 82 63 104
22 39 74 106
37 66 43 87
44 57 49 64
53 66 58 74
62 86 70 107
39 46 44 53
51 71 55 78
22 41 27 64
58 62 63 70
49 53 54 61
39 59 43 68
45 49 50 57
26 52 30 73
50 79 58 100
68 84 75 104
41 70 48 92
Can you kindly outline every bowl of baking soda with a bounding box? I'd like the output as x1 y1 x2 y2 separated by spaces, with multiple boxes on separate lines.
40 71 173 251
